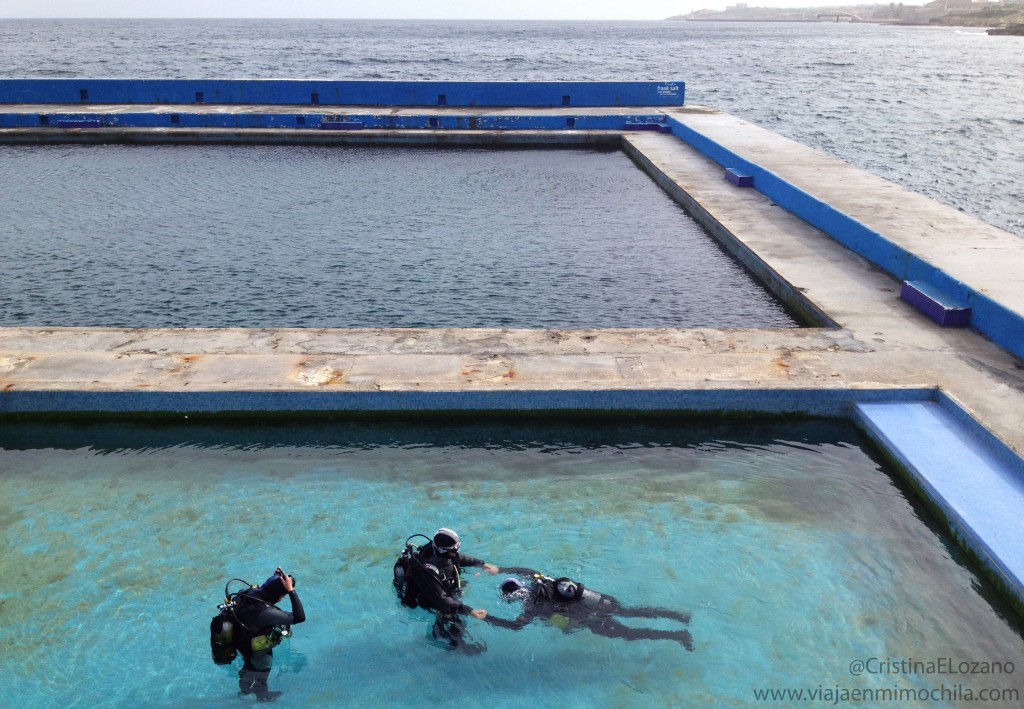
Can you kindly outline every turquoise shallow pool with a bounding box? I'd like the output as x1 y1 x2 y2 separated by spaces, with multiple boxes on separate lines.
1 420 1021 707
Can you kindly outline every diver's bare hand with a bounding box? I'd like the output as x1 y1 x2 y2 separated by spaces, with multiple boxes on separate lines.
470 609 488 619
483 563 499 574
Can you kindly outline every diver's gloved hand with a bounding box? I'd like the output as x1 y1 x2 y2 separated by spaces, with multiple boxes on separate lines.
275 568 295 593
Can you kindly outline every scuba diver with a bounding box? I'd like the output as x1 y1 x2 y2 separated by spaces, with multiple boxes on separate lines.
487 571 693 651
393 528 500 651
209 567 306 702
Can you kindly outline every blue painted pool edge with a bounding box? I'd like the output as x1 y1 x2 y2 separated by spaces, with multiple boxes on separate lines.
852 400 1024 615
664 115 1024 362
0 79 685 107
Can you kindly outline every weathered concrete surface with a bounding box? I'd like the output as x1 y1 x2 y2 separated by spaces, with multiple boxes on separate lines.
2 110 1024 466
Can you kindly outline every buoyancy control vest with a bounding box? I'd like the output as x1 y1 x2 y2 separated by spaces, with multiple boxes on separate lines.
232 591 292 653
210 578 292 661
393 534 463 608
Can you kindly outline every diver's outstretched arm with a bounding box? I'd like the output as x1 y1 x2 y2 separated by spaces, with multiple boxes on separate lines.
484 613 532 631
495 566 540 576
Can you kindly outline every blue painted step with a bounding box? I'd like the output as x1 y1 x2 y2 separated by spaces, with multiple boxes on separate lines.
900 280 971 327
319 121 365 131
853 401 1024 608
724 167 753 187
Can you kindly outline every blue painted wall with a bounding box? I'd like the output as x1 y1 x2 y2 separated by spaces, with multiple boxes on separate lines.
0 79 684 107
0 110 668 131
665 115 1024 361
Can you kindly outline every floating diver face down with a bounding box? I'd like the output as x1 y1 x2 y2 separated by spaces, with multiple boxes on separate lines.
499 577 529 602
433 528 462 558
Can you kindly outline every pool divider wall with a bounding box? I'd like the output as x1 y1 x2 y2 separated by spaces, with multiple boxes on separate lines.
0 79 685 107
0 387 935 418
664 114 1024 362
0 111 670 132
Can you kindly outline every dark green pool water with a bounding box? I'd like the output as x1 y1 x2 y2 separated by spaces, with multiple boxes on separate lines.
0 145 798 329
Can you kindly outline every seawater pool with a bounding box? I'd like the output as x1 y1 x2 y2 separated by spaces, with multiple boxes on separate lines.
0 145 798 329
1 419 1022 707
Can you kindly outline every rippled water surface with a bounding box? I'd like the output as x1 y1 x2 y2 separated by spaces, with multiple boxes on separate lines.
1 18 1020 237
0 144 797 328
2 419 1022 707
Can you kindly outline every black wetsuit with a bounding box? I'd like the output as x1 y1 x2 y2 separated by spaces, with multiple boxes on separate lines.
407 542 486 648
232 588 306 672
487 570 693 651
407 541 486 614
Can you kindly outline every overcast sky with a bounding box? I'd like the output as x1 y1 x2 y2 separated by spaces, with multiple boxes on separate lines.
0 0 924 20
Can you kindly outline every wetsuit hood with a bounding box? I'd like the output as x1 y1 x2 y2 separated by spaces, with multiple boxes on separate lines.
257 575 288 603
433 528 462 558
500 577 528 601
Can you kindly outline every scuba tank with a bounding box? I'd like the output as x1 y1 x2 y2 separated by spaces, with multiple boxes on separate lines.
209 613 236 665
210 579 246 665
393 534 432 608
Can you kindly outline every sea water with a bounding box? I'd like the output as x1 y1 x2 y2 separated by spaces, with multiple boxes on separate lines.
1 419 1022 707
1 18 1020 238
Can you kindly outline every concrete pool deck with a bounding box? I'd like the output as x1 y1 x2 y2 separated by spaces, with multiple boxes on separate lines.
3 99 1024 612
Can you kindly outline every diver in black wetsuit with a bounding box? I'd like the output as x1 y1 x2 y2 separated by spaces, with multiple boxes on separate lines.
393 528 500 650
487 571 693 651
229 568 306 702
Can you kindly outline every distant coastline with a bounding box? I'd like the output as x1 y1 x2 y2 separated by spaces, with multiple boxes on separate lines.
668 1 1024 35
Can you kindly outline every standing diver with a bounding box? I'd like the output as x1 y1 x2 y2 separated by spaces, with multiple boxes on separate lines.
211 567 305 702
393 528 500 650
488 571 693 651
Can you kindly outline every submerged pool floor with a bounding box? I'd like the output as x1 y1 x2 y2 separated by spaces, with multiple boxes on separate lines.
1 420 1021 707
0 144 797 329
